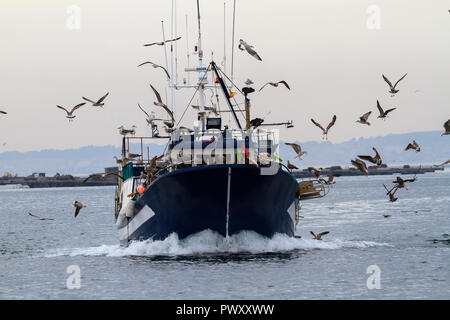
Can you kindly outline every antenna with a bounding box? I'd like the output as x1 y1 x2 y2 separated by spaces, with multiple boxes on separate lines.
223 2 227 75
185 14 190 85
231 0 236 82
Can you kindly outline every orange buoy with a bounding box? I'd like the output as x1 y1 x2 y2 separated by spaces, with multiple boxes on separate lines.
136 185 146 194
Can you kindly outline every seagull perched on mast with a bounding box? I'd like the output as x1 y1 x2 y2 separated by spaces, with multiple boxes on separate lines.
238 39 262 61
56 103 86 121
382 73 407 96
82 92 109 107
143 36 182 47
150 84 175 123
376 100 396 120
258 81 290 92
138 61 171 79
311 115 337 140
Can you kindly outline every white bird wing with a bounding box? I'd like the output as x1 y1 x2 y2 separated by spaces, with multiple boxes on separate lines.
382 74 394 89
150 84 163 104
393 73 407 88
97 92 109 104
311 119 326 133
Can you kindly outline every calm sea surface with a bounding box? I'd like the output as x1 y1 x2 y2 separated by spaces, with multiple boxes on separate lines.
0 170 449 299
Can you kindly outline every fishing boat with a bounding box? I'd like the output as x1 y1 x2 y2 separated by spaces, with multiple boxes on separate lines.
114 0 328 246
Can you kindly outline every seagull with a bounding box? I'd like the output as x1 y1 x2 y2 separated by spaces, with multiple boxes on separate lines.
311 115 337 140
83 172 124 183
437 159 450 166
137 104 165 126
82 92 109 107
442 119 450 136
0 110 7 115
356 111 372 125
285 142 307 159
28 212 54 221
118 125 137 136
143 36 182 47
392 175 417 189
244 78 254 85
249 118 264 128
258 81 290 92
405 140 420 152
319 174 341 185
127 153 141 159
382 73 407 96
310 231 329 240
376 100 396 120
56 103 86 121
308 167 323 178
73 201 86 218
138 61 171 79
287 160 298 170
150 84 175 122
357 147 382 166
383 184 399 202
238 39 262 61
351 158 368 175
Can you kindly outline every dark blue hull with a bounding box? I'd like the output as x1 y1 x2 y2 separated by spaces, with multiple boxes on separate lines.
118 164 299 245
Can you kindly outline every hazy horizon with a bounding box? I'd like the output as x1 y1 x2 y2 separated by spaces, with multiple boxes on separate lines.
1 0 449 153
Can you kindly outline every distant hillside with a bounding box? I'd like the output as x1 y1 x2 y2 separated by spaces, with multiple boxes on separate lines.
0 131 448 176
280 130 449 169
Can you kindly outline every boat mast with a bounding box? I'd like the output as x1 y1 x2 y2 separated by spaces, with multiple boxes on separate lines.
196 0 207 131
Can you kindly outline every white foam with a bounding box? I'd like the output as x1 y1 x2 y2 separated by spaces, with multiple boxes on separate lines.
44 230 392 258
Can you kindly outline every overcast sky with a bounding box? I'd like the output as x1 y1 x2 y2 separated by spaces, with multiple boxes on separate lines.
0 0 449 152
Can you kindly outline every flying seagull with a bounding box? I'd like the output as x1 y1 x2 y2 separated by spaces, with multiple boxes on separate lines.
82 92 109 107
311 115 337 140
310 231 329 240
356 111 372 125
28 212 54 221
138 61 171 79
0 110 6 115
238 39 262 61
83 172 124 183
442 119 450 136
382 73 407 96
73 201 86 218
137 104 165 126
143 36 182 47
376 100 396 120
56 103 86 121
150 84 175 122
383 184 399 202
258 81 290 92
351 158 368 175
285 142 307 159
405 140 420 152
308 167 323 178
358 147 382 166
319 174 341 185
